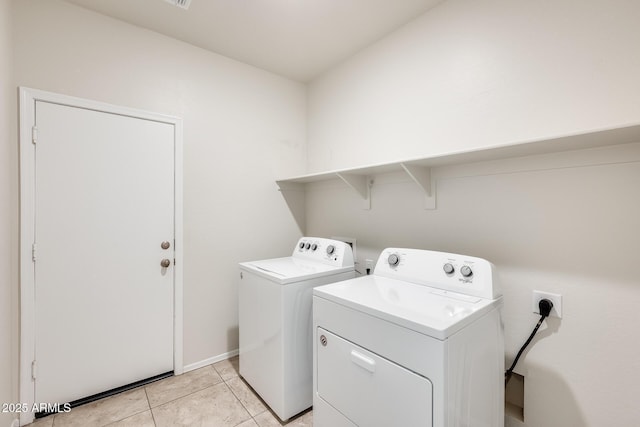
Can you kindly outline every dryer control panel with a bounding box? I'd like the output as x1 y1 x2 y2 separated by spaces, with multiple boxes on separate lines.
293 237 354 268
375 248 500 300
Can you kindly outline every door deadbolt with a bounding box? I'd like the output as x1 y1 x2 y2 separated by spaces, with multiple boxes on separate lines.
320 334 327 347
160 259 171 268
161 241 171 250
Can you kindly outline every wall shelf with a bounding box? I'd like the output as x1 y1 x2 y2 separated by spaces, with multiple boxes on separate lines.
277 123 640 226
335 173 372 209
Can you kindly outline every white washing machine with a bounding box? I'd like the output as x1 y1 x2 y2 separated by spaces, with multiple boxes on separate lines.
313 248 504 427
239 237 355 421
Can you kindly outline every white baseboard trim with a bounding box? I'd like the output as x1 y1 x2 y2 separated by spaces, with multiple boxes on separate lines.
182 349 239 373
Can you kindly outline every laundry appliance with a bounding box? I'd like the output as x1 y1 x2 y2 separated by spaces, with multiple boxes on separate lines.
239 237 355 421
313 248 504 427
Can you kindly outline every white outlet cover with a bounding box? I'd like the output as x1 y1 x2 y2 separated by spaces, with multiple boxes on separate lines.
532 290 562 318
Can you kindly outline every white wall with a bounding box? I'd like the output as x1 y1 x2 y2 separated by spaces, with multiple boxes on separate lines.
12 0 306 372
1 0 16 425
305 0 640 426
308 0 640 172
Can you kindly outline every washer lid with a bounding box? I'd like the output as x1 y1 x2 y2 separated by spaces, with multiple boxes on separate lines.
240 257 353 284
313 275 502 340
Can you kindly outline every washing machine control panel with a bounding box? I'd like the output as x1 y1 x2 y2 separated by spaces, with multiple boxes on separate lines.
293 237 354 268
374 248 499 300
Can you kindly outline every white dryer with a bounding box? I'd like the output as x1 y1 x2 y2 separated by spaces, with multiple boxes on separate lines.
313 248 504 427
239 237 355 421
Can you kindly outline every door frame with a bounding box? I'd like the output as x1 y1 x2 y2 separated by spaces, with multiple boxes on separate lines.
19 87 184 425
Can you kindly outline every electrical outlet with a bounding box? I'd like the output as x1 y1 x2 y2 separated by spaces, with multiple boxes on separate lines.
532 290 562 318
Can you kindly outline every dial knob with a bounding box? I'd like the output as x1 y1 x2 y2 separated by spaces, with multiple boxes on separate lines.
305 243 311 250
443 263 455 275
299 242 305 249
460 265 473 277
387 254 400 267
311 244 318 251
326 245 335 255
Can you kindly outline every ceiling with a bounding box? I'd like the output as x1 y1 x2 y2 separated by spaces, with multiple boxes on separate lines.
64 0 443 82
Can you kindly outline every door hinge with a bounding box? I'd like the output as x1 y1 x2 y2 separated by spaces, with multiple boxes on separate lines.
31 360 37 380
32 126 38 144
32 243 37 262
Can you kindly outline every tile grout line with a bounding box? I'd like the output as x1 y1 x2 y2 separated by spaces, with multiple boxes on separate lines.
46 388 152 427
144 387 158 427
222 377 255 426
144 366 226 410
213 359 266 427
99 388 154 427
147 382 222 409
101 408 151 427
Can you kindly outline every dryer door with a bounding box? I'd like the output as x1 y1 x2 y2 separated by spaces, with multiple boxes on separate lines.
317 328 433 427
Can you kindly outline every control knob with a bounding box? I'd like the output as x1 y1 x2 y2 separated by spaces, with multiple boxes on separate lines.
311 244 318 251
387 253 400 267
305 243 311 250
460 265 473 278
299 242 305 249
443 263 455 275
326 245 335 255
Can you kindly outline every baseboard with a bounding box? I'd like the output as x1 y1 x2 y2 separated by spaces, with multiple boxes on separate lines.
182 349 239 373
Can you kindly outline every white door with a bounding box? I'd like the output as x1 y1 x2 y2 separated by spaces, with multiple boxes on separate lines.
33 100 175 404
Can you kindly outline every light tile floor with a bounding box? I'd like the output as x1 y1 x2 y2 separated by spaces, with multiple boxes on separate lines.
29 357 313 427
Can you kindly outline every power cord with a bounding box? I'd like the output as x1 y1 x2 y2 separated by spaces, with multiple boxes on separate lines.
505 299 553 386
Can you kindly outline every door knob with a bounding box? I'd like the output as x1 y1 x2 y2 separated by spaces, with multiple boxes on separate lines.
160 259 171 268
161 241 171 250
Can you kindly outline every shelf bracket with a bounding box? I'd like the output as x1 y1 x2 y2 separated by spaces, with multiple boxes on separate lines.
335 173 372 210
276 181 306 232
400 163 436 210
